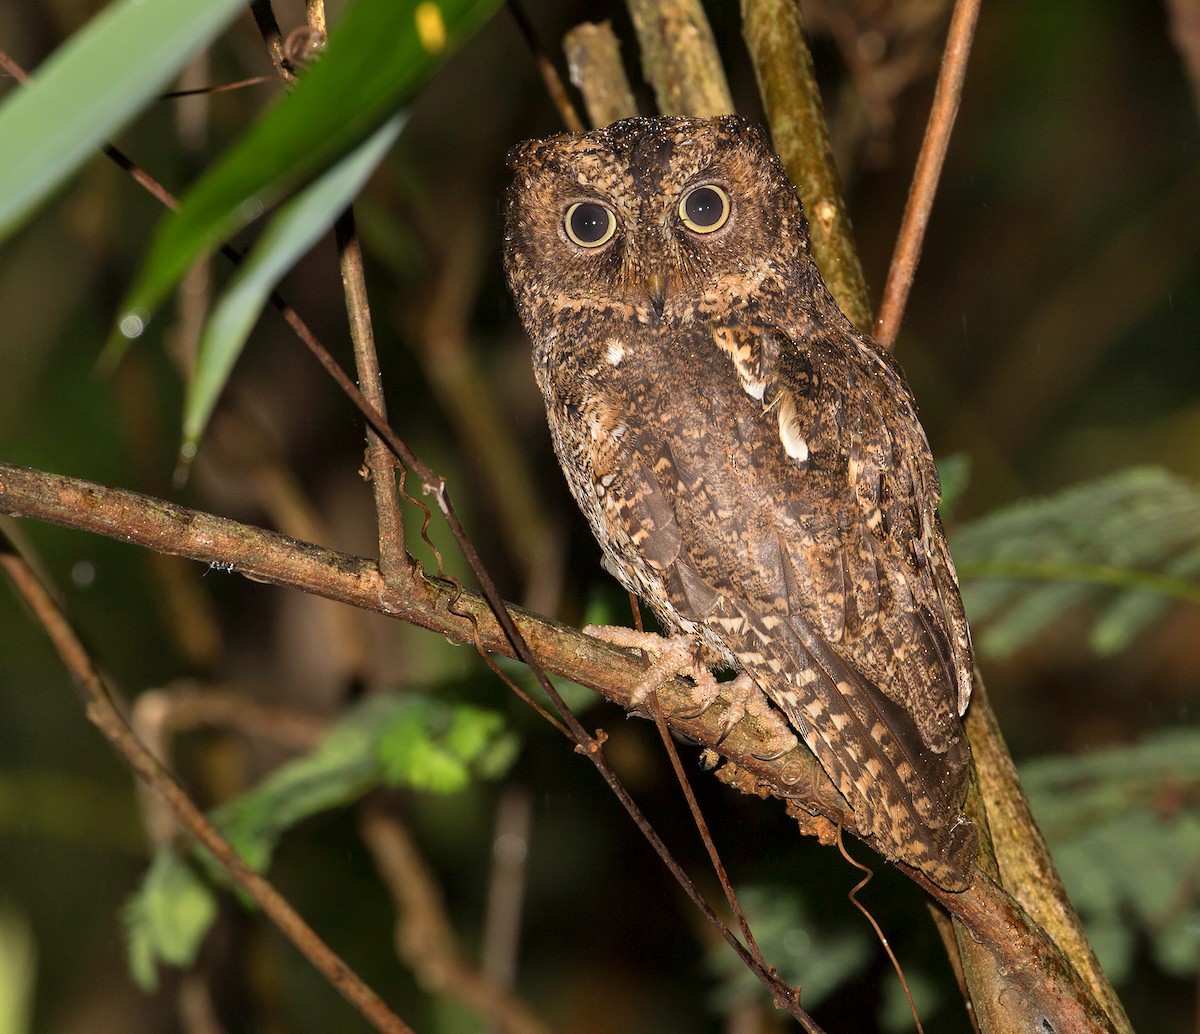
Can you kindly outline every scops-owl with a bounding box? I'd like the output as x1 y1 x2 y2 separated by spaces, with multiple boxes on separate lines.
503 115 976 891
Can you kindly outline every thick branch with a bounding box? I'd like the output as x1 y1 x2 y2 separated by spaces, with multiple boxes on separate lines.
0 460 840 818
626 0 734 116
563 21 639 127
740 0 872 332
0 461 1128 1033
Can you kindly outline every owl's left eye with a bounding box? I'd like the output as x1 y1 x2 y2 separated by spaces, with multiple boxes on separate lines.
564 202 617 248
679 185 731 233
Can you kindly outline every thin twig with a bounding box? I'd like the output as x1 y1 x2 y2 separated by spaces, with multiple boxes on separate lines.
0 540 413 1034
507 1 585 132
481 788 532 1015
335 210 410 586
646 696 773 986
837 828 925 1034
360 805 550 1034
161 76 274 99
306 0 328 42
875 0 981 349
248 0 295 82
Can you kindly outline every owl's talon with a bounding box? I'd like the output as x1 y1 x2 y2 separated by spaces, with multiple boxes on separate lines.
584 625 725 717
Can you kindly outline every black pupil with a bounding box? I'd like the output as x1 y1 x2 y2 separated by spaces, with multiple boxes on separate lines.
570 203 610 243
685 187 723 226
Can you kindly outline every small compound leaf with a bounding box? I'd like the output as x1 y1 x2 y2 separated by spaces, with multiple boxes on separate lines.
124 849 217 991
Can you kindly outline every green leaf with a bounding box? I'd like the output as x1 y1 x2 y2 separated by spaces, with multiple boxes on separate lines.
114 0 502 345
376 698 518 793
953 467 1200 658
0 0 247 242
182 112 406 450
124 850 217 991
210 695 400 871
123 693 517 983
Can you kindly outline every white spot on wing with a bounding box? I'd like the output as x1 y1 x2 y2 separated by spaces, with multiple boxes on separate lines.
742 375 766 401
777 392 810 463
606 337 626 365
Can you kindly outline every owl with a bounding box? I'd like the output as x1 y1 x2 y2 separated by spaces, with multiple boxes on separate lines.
503 115 977 892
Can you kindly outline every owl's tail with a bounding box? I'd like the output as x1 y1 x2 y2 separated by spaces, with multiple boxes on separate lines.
743 611 978 891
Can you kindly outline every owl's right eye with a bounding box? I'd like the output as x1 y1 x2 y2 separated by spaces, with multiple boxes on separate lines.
564 202 617 248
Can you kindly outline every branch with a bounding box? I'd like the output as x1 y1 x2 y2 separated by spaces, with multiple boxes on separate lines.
0 536 413 1034
563 21 639 127
626 0 734 116
962 677 1132 1031
0 461 1128 1032
508 1 585 132
0 461 845 832
875 0 982 348
359 805 551 1034
740 0 872 332
335 210 410 585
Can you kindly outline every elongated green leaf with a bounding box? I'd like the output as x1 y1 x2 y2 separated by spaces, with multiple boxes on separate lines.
115 0 502 343
0 0 246 241
183 112 406 450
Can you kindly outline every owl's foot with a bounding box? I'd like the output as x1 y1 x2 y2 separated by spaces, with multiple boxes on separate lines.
584 626 743 735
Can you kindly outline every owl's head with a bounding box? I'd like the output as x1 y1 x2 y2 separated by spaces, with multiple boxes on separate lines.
503 115 816 328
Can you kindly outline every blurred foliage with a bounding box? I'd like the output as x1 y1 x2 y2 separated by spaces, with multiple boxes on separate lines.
953 466 1200 657
1022 730 1200 986
0 910 34 1034
125 693 517 989
1 0 1198 1031
707 885 873 1013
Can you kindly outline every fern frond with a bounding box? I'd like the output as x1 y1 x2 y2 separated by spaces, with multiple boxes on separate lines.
1022 730 1200 983
951 466 1200 657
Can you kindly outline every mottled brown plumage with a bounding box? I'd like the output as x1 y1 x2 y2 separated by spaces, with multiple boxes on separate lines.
503 115 977 891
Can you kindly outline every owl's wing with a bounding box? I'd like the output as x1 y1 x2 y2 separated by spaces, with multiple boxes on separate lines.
637 320 975 887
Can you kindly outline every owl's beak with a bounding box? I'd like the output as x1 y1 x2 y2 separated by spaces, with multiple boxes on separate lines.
646 273 667 319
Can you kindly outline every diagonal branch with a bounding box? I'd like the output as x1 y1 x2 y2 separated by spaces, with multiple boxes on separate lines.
0 459 821 1024
874 0 982 349
0 534 413 1034
0 461 1127 1032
